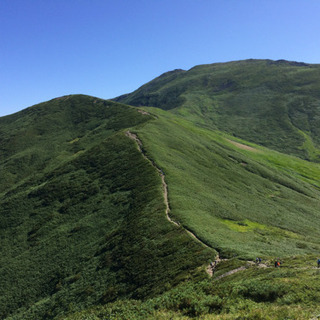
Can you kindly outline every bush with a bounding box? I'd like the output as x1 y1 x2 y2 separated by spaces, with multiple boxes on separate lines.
234 280 287 302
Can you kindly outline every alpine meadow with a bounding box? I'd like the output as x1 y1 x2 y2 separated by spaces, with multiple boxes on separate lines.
2 59 320 319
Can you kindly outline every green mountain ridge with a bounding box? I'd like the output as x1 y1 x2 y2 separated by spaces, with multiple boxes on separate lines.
0 96 211 319
115 59 320 161
2 59 320 319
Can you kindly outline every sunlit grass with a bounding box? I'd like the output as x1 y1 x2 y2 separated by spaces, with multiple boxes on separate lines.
135 107 320 259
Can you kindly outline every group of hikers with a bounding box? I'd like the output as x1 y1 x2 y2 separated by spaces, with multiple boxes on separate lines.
257 257 320 268
256 257 280 267
255 257 280 266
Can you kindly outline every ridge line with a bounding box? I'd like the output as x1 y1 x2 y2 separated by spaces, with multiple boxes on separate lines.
125 130 212 249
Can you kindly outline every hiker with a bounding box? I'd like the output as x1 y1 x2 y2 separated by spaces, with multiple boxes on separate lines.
317 258 320 268
259 257 262 264
275 260 280 268
256 257 259 264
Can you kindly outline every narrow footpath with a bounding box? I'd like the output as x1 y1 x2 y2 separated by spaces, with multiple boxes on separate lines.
125 130 212 248
126 131 319 282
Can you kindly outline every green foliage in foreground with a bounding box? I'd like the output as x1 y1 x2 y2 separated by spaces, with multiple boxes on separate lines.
58 256 320 319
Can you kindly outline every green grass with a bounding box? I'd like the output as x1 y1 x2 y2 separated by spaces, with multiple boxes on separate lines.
115 59 320 161
0 96 212 319
133 107 320 259
3 59 320 319
59 255 320 319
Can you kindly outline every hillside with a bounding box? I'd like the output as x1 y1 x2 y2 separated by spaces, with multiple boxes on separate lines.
133 108 320 259
0 95 211 319
2 60 320 319
115 59 320 161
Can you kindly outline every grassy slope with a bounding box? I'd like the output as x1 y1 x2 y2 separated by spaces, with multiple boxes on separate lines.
0 96 212 319
3 58 320 319
61 107 320 319
132 107 320 259
116 59 320 161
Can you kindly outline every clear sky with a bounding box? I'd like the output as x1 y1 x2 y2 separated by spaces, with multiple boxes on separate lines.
1 0 320 117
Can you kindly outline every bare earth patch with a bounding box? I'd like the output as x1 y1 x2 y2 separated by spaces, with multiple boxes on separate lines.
226 139 260 152
125 131 213 244
138 110 150 115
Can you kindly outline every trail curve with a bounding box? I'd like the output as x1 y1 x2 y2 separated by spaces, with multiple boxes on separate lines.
125 130 212 248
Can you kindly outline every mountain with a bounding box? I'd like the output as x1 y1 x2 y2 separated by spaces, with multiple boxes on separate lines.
2 60 320 319
0 95 211 319
115 59 320 161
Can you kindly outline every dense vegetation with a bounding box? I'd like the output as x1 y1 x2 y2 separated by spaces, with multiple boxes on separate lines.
132 107 320 260
0 96 211 319
2 60 320 319
59 255 320 320
115 59 320 161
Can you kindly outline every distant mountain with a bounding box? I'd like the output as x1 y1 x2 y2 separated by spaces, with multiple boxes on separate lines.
115 59 320 161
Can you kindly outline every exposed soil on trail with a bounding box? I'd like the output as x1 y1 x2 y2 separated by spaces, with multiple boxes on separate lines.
226 139 260 152
125 131 177 226
125 130 211 244
214 266 247 281
138 110 150 115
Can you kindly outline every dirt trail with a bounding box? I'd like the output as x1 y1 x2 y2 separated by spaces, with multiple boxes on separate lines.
214 266 247 281
226 138 260 152
212 262 320 282
125 130 211 245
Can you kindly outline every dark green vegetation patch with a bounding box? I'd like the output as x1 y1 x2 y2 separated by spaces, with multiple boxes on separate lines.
0 96 211 319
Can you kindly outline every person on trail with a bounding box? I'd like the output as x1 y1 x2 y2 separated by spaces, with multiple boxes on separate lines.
317 258 320 268
259 257 262 264
256 257 259 264
275 260 280 268
210 260 217 269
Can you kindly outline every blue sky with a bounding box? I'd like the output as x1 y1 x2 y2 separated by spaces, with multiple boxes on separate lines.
1 0 320 116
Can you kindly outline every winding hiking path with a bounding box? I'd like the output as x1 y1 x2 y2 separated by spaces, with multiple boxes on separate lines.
214 266 247 281
125 130 212 248
125 131 320 282
211 262 320 282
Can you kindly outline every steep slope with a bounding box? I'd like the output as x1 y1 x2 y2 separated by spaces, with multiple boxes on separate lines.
59 105 320 320
0 96 212 319
0 94 148 193
115 59 320 161
3 59 320 319
133 107 320 258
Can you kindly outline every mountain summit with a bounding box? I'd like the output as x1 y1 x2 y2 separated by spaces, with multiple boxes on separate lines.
116 59 320 161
